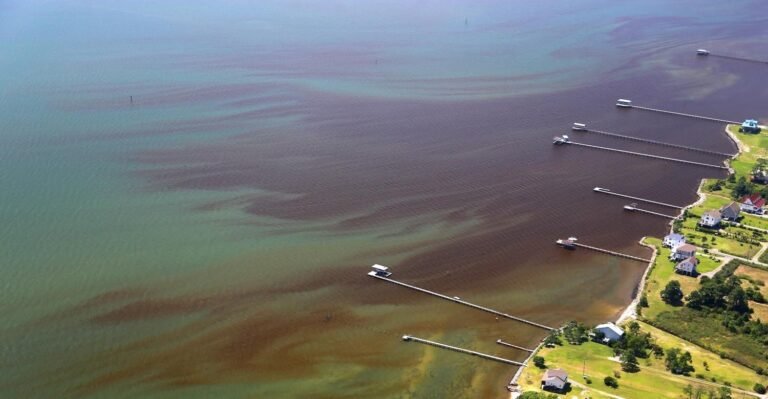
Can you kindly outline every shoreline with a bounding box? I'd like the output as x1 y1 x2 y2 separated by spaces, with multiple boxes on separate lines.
615 125 739 326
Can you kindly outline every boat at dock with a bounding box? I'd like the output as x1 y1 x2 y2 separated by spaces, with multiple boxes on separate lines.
555 237 577 249
616 98 633 108
696 49 710 56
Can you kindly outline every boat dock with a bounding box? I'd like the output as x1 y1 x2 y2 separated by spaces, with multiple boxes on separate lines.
708 53 768 65
507 341 545 390
573 124 733 157
593 187 683 209
623 204 680 220
555 139 728 170
615 99 739 125
368 270 555 331
402 335 525 366
496 339 534 353
556 238 652 263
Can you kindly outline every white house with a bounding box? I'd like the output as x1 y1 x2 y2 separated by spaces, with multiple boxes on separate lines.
675 257 698 276
595 322 624 343
541 368 569 391
670 243 697 261
699 210 721 228
740 193 766 214
663 233 685 248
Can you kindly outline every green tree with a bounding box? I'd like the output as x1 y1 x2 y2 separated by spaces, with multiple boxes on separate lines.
665 348 695 375
661 280 684 306
731 176 753 198
604 375 618 388
754 383 767 394
533 356 546 369
620 351 640 372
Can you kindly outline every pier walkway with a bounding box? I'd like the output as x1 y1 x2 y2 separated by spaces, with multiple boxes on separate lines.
402 335 525 366
557 240 652 263
496 339 534 353
630 104 740 125
368 271 554 331
593 187 683 209
623 204 680 220
562 140 728 170
709 53 768 65
580 128 733 157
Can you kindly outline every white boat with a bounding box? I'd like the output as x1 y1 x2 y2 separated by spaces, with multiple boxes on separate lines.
571 123 587 131
371 264 392 277
696 49 710 56
616 99 633 108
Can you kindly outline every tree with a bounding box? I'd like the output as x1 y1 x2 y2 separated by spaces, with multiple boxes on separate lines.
731 176 753 198
665 348 694 375
604 376 619 388
717 386 732 399
755 383 767 394
661 280 684 306
533 356 546 369
620 351 640 372
543 330 562 347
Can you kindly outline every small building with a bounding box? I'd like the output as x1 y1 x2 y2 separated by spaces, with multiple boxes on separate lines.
594 322 624 343
740 119 761 134
671 243 697 261
675 257 699 275
752 169 768 184
699 210 721 228
541 368 569 391
720 202 741 221
663 233 686 248
740 193 766 214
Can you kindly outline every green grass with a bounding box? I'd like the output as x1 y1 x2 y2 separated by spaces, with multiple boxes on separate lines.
518 321 766 399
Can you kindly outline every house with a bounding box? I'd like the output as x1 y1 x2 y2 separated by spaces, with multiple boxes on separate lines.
541 368 569 391
740 119 761 134
720 202 741 221
752 169 768 184
594 322 624 343
663 233 686 248
740 193 766 214
670 243 697 261
675 257 698 275
699 210 721 227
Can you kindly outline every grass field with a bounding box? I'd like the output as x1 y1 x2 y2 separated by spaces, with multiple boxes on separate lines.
517 321 766 398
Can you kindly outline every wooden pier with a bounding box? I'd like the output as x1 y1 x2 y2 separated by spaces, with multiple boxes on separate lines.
560 140 728 170
623 204 680 220
626 103 740 125
402 335 525 366
496 339 534 353
709 53 768 65
577 127 733 157
507 341 544 390
368 271 555 331
593 187 683 209
556 239 652 263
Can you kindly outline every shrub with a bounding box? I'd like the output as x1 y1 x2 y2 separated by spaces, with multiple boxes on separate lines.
604 376 619 388
533 356 546 369
755 383 767 394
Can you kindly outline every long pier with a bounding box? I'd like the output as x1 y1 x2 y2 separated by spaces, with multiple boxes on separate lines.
623 204 680 220
557 239 652 263
368 272 555 331
593 187 683 209
578 127 733 157
563 140 728 170
629 104 740 125
709 53 768 65
496 339 534 353
402 335 525 366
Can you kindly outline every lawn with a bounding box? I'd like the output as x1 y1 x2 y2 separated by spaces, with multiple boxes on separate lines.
735 265 768 297
517 321 766 399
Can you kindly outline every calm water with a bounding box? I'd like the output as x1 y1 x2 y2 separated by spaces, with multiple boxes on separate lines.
2 1 768 398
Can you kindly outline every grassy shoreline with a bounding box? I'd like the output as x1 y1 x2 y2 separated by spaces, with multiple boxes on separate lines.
516 125 768 398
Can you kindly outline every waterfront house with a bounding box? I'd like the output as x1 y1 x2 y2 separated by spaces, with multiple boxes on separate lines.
740 119 761 134
753 169 768 184
675 257 698 275
541 369 569 391
663 233 686 248
720 202 741 221
740 193 766 214
594 322 624 343
671 243 697 261
699 210 721 228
